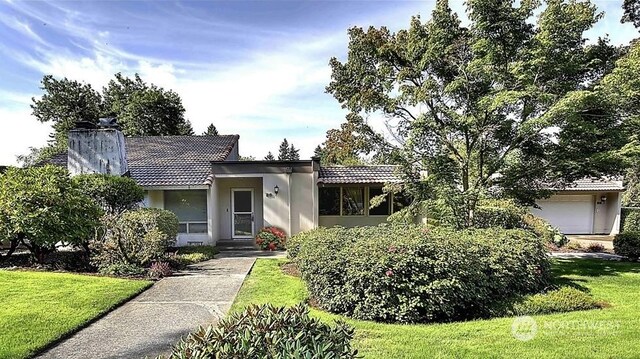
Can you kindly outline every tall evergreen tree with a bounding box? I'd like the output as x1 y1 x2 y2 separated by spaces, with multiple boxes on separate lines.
264 151 276 161
278 138 291 160
203 124 219 136
288 144 301 160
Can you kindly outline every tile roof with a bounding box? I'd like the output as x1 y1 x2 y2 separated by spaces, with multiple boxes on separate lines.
317 165 401 184
44 135 239 187
560 178 625 192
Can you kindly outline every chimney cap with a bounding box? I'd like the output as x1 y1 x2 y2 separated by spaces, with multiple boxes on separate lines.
98 117 119 129
74 120 97 129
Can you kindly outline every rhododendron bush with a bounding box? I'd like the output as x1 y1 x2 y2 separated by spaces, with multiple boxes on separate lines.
289 224 551 323
255 226 286 251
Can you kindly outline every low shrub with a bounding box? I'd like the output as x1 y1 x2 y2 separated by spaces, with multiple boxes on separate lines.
623 210 640 232
586 242 606 253
91 208 179 270
508 287 602 315
163 304 357 359
613 232 640 259
167 245 219 269
99 262 146 277
148 261 173 278
292 224 551 323
566 241 584 251
522 213 568 247
256 226 286 250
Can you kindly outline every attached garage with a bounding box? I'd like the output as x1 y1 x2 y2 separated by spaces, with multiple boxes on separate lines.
533 195 594 234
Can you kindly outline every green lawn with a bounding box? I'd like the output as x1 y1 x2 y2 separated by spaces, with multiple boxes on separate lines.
232 258 640 358
0 270 151 359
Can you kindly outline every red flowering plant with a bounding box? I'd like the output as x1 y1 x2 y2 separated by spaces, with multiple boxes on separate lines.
255 226 287 251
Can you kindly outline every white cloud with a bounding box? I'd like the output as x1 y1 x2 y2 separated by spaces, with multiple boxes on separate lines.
0 107 51 165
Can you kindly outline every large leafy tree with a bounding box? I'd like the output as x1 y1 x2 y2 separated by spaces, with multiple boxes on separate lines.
102 73 193 136
319 114 387 165
0 166 102 262
600 41 640 205
622 0 640 28
326 0 626 227
28 73 193 164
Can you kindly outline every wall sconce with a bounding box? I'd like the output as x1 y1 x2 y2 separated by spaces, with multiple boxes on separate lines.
274 185 279 196
600 195 607 203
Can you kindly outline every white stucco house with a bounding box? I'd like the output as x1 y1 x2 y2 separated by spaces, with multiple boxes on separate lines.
52 124 624 246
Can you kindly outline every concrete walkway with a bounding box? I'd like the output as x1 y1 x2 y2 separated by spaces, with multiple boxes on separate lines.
37 252 258 359
550 252 625 260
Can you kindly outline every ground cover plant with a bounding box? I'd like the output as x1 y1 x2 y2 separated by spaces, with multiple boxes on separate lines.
0 270 151 359
232 258 640 358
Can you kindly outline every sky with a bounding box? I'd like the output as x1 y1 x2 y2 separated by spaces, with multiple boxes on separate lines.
0 0 637 165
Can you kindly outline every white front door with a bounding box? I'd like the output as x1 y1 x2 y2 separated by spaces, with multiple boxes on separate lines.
232 188 254 239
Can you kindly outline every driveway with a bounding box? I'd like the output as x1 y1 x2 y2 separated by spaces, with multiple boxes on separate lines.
37 252 257 359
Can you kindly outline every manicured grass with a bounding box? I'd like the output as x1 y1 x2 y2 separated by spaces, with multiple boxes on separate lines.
232 258 640 358
0 270 151 359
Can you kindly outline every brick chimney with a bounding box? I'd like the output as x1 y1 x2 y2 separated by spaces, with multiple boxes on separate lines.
67 118 128 176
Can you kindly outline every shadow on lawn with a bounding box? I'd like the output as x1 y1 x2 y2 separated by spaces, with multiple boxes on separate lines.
552 258 640 278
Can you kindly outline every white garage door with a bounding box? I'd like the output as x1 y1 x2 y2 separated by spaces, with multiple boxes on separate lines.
533 195 594 234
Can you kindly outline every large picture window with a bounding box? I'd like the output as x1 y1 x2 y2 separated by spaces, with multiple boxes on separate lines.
368 187 391 216
164 190 208 234
342 187 365 216
319 187 341 215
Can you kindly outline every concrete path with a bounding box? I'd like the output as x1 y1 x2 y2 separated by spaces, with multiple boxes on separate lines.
566 235 615 250
550 252 625 260
37 253 257 359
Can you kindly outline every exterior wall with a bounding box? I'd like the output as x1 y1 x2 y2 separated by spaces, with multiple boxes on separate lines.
216 177 263 239
262 173 290 235
289 172 315 234
319 216 389 228
68 128 128 176
226 142 240 161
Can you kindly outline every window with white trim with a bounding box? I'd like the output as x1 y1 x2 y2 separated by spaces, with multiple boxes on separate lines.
164 190 208 234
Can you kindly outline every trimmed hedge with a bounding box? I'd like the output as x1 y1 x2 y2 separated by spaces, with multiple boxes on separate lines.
163 304 357 359
292 224 551 323
623 210 640 232
614 232 640 259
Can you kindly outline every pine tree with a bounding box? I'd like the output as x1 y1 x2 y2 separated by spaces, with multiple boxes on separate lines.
264 151 275 161
289 144 300 160
277 139 290 160
203 124 219 136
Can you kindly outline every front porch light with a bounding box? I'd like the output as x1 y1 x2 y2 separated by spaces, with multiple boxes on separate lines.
274 185 279 196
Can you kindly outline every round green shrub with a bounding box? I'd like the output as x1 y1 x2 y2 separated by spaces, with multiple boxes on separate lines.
91 208 179 269
614 232 640 259
522 213 568 247
292 224 551 323
623 210 640 232
164 304 357 359
73 173 144 214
